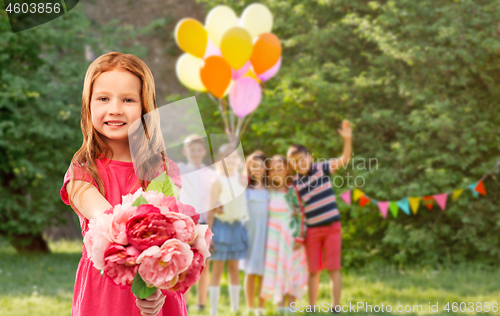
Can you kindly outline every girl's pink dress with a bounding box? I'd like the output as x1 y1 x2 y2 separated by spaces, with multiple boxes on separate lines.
60 156 188 316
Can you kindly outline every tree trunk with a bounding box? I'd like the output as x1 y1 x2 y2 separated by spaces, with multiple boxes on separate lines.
9 232 50 254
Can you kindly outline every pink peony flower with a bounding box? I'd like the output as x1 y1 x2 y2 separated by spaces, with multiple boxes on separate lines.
83 213 113 270
191 224 213 261
160 196 200 225
168 250 205 293
141 190 165 206
109 204 137 245
126 205 176 251
103 244 141 288
162 212 197 244
121 188 145 207
136 239 194 289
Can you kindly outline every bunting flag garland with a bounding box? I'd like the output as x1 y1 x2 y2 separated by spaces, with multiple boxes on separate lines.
377 201 389 218
475 180 487 195
336 160 498 220
353 189 363 202
409 197 421 214
397 198 410 215
340 190 351 205
433 193 447 211
422 196 434 210
359 195 371 207
389 201 399 218
452 189 463 201
469 182 479 197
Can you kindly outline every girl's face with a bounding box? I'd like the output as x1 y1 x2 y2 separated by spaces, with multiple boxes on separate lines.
268 158 288 187
90 68 143 144
248 158 266 182
224 150 241 172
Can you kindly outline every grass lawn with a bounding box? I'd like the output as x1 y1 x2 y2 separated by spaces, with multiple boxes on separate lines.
1 239 499 316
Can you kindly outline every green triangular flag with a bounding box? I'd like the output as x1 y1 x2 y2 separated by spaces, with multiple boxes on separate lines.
389 201 399 218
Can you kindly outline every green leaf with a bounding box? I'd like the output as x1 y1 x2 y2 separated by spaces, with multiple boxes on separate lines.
131 271 157 299
132 194 149 207
146 171 178 198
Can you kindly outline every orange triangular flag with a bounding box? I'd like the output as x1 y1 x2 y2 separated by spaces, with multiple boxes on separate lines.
474 180 487 195
422 196 434 210
359 195 371 207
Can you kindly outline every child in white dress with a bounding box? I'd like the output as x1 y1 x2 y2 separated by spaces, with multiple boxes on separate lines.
207 143 249 315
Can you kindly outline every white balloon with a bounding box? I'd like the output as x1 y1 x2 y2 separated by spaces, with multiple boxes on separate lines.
205 5 239 47
240 3 273 38
175 53 206 92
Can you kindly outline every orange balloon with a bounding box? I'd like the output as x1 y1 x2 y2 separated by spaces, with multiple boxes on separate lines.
250 33 282 75
200 56 232 98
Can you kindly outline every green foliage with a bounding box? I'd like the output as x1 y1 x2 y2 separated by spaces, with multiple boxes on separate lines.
195 0 500 266
131 270 157 300
2 240 500 316
146 171 179 198
0 4 146 249
132 195 149 207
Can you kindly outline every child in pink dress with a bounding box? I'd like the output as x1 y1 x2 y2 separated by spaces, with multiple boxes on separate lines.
60 52 187 316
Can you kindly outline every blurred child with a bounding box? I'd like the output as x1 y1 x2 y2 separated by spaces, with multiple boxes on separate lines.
241 151 269 315
178 134 217 312
286 120 352 312
207 144 249 315
260 155 308 313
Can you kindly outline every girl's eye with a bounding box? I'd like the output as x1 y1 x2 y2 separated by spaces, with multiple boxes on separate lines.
98 97 108 102
124 98 135 103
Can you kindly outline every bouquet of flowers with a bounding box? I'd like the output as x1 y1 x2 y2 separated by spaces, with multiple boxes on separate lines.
83 172 213 299
285 186 306 244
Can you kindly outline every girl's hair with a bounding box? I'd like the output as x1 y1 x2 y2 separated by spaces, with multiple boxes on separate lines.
246 150 268 188
269 154 292 188
69 52 167 208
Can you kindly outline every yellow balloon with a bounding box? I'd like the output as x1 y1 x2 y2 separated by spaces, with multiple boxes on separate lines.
243 68 261 83
220 27 253 70
205 5 239 47
175 53 206 92
175 18 208 58
240 3 273 38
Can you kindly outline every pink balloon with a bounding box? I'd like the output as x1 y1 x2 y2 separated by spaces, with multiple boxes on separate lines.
203 38 222 59
257 57 281 82
229 77 262 118
231 61 251 80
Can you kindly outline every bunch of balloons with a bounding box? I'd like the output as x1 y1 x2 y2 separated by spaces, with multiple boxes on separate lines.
174 3 282 136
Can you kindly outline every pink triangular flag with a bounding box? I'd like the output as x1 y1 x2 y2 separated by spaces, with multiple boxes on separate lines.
433 193 448 211
340 190 351 205
377 201 389 218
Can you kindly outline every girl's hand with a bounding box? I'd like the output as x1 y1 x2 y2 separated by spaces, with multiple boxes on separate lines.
338 120 352 140
209 240 216 252
215 201 224 214
135 288 166 316
293 241 304 251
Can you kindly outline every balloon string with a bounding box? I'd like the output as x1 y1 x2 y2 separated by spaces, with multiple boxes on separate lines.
212 96 231 136
235 117 243 137
229 104 235 134
238 110 255 140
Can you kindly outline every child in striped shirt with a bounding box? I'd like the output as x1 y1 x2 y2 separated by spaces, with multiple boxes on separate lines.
286 120 352 313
